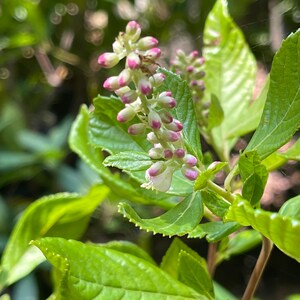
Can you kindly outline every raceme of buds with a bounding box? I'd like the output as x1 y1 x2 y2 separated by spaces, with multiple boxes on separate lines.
98 21 200 192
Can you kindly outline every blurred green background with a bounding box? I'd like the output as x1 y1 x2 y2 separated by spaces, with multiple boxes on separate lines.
0 0 300 299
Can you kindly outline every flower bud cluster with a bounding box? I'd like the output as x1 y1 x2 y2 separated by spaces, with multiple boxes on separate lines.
98 21 199 192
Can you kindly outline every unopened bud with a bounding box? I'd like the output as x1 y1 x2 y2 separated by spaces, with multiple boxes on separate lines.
126 21 141 42
163 149 173 159
159 110 173 124
148 110 162 129
189 50 199 59
148 147 163 159
103 76 120 91
147 161 166 177
112 40 123 55
138 76 152 95
138 36 159 51
145 48 161 60
166 119 183 132
147 132 159 144
149 73 165 87
183 154 197 167
182 166 199 181
126 52 141 70
117 106 136 123
161 129 180 142
98 52 120 68
186 65 194 72
118 69 132 87
158 93 177 108
120 90 138 104
174 148 185 158
128 123 146 135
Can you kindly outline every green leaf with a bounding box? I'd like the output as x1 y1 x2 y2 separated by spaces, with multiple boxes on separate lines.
203 0 256 158
279 195 300 220
103 151 152 171
118 192 204 236
194 162 228 191
201 190 230 218
245 30 300 159
158 68 202 161
69 105 174 208
217 230 262 264
238 151 268 206
89 95 150 154
0 185 109 288
225 198 300 262
213 282 238 300
0 151 39 172
33 238 206 300
261 151 287 171
278 138 300 161
226 77 269 139
188 221 240 242
207 94 224 130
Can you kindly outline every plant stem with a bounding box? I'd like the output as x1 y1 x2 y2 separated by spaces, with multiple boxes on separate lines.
242 236 273 300
207 242 218 277
206 180 236 203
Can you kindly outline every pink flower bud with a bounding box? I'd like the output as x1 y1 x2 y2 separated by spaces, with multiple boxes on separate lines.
159 110 173 124
183 154 197 167
145 48 161 59
163 149 173 159
175 148 185 158
138 76 152 95
148 147 163 159
165 119 183 132
147 161 166 177
120 90 138 104
126 52 141 70
147 132 159 144
116 106 136 123
148 110 161 130
161 129 180 142
118 69 132 87
103 76 120 91
157 93 177 108
149 73 165 87
182 166 199 181
175 49 185 59
186 65 194 72
126 21 141 42
189 50 199 58
98 52 120 68
128 123 146 135
194 57 205 67
159 91 172 97
138 36 159 51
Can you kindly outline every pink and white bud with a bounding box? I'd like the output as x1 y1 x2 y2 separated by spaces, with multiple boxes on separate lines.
159 91 172 97
98 52 120 68
174 148 185 158
116 106 136 123
147 161 166 177
128 123 146 135
112 40 123 55
138 76 152 95
125 21 141 42
145 47 161 60
194 57 205 67
126 52 141 70
158 93 177 108
182 166 199 181
189 50 199 59
161 129 180 142
148 147 163 159
148 110 162 130
163 149 173 159
137 36 159 51
149 73 165 87
186 65 194 72
175 49 186 59
159 110 173 124
118 69 132 87
120 90 138 104
147 132 159 144
183 154 197 167
103 76 120 91
166 119 183 132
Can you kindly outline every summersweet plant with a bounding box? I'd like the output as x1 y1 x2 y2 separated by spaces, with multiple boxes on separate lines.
0 1 300 299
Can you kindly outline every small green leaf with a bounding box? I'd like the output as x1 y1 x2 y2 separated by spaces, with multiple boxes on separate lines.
201 190 230 218
203 0 256 158
0 185 109 288
279 195 300 220
207 94 224 130
278 138 300 161
213 282 238 300
158 68 202 161
225 198 300 262
245 29 300 159
261 151 287 171
188 221 240 242
89 95 150 154
194 162 228 191
118 192 204 237
217 230 262 264
33 238 206 300
239 151 268 206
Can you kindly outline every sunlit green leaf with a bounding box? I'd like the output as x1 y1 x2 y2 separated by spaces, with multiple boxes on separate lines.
245 29 300 159
33 238 207 300
207 94 224 130
201 190 230 218
278 138 300 161
279 195 300 220
225 198 300 262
